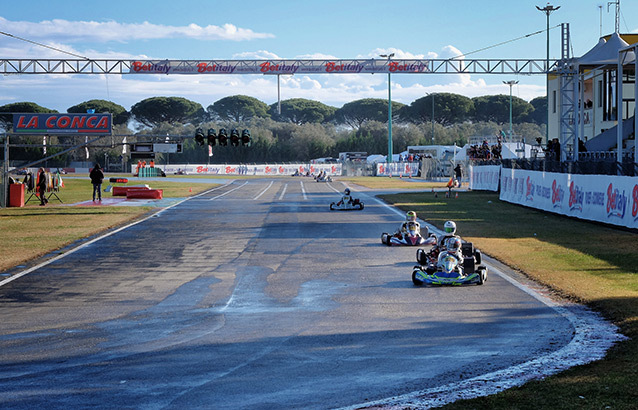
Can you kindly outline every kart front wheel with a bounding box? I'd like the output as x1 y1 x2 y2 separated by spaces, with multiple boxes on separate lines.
329 202 335 210
477 267 487 285
412 270 424 286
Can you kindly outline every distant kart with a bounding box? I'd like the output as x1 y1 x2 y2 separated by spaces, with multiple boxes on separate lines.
381 226 431 246
315 175 333 182
412 242 487 286
330 198 364 210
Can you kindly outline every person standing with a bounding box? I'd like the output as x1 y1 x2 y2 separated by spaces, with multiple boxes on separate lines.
90 163 104 202
37 167 48 206
454 164 463 187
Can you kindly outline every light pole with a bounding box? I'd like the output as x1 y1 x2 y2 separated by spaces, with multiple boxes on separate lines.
380 53 394 163
429 92 435 144
536 3 560 145
504 80 519 140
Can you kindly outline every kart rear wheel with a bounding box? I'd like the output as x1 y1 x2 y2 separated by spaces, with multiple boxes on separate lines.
412 270 423 286
416 248 428 265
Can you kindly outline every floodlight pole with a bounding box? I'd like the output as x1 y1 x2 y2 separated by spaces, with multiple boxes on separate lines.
537 3 560 145
2 134 8 208
380 53 395 164
504 80 519 140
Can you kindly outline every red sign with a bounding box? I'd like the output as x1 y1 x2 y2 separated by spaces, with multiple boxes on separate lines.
13 113 112 135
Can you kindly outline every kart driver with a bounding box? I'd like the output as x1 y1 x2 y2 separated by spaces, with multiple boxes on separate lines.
337 188 353 206
396 211 421 237
427 220 462 260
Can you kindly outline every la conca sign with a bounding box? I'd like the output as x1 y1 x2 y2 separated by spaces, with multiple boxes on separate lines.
12 113 112 135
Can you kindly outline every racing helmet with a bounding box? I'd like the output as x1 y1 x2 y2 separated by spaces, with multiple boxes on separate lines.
406 211 417 222
446 237 462 253
444 220 456 236
344 188 351 195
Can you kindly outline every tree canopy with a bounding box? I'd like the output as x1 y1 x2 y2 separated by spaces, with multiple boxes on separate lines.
335 98 405 129
269 98 337 125
131 96 205 127
207 95 270 123
67 99 130 125
472 94 533 124
402 93 473 126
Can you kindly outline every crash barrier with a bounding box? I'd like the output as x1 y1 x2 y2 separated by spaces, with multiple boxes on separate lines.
137 167 164 177
160 163 342 176
126 189 163 199
8 183 25 207
112 185 151 196
468 164 501 191
376 162 420 177
500 167 638 229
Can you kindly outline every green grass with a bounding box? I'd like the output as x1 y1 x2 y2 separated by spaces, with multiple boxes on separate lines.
378 189 638 410
0 177 218 272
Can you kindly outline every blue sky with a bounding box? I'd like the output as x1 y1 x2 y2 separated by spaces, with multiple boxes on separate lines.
1 0 637 113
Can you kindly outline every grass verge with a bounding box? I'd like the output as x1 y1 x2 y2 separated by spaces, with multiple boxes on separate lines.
0 177 218 272
378 189 638 409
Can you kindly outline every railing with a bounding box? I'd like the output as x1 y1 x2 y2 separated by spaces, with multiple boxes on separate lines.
478 157 638 176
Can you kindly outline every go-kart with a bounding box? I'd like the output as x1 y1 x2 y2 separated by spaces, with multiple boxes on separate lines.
330 198 364 210
315 175 333 182
381 225 431 246
412 242 487 286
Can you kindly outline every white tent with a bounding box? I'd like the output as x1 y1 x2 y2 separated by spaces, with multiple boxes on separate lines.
578 33 634 67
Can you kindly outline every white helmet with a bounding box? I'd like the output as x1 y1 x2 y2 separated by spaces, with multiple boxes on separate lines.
444 220 456 236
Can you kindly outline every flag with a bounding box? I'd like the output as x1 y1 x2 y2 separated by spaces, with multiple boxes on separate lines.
122 136 127 154
85 136 89 159
43 135 47 155
208 145 213 157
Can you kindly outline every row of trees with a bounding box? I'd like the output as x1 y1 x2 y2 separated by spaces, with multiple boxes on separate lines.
1 93 546 165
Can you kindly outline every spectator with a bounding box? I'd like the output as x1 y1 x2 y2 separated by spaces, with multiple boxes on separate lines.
37 167 47 206
454 164 463 186
90 163 105 202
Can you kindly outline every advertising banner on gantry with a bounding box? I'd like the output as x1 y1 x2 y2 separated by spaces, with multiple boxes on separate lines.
500 168 638 229
127 60 431 75
469 165 500 191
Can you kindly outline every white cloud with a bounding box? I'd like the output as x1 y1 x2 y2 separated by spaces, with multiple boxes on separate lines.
0 16 274 43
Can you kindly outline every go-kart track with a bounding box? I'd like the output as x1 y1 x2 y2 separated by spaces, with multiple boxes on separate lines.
0 177 624 409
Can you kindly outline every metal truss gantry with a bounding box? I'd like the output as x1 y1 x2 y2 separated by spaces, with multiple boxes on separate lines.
0 58 557 76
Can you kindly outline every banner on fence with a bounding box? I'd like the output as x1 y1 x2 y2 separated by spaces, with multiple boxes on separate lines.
156 163 342 176
500 168 638 229
376 162 420 177
468 164 501 191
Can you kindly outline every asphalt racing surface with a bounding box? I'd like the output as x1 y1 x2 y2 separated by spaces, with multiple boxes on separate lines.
0 178 609 409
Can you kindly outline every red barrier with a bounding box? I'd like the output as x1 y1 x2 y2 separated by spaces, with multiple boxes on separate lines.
109 178 129 183
126 189 163 199
112 185 150 196
9 184 25 207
